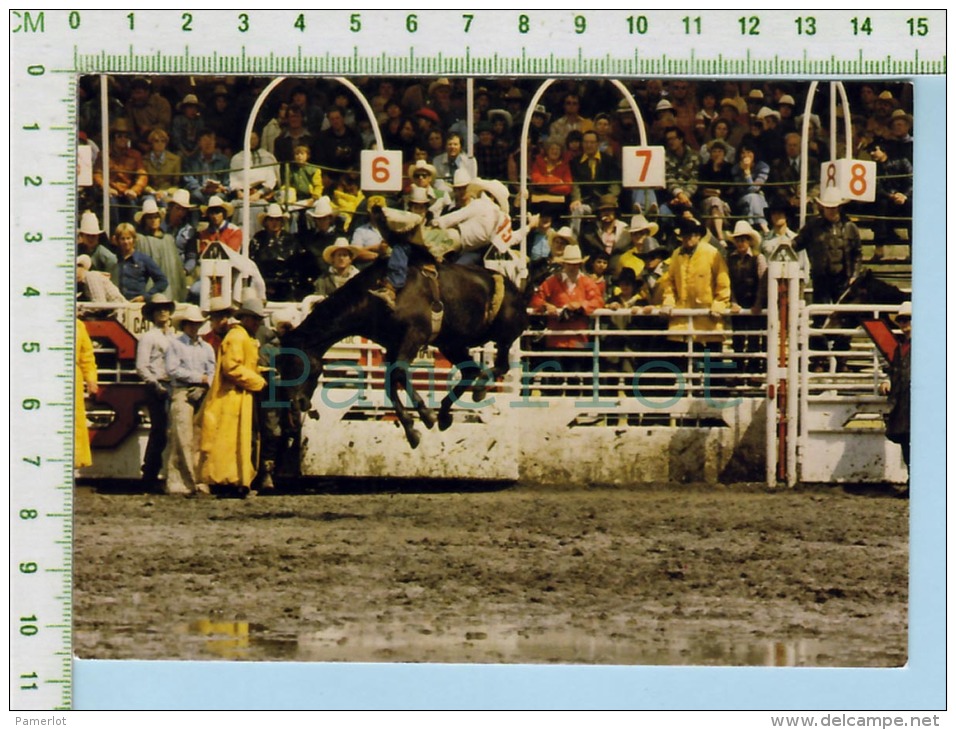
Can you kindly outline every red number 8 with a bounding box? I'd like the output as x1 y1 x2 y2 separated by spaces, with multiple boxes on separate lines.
849 163 867 196
371 156 390 184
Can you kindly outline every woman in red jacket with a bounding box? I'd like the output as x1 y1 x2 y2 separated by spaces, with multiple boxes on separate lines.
530 141 574 212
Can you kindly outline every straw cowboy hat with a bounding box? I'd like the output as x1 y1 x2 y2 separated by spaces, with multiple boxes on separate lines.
428 78 452 96
597 194 620 212
307 196 335 219
655 99 675 113
531 104 551 122
201 195 235 218
730 220 762 248
174 304 206 326
203 296 234 317
555 244 588 265
257 202 289 226
142 293 176 320
167 188 194 209
134 198 165 224
628 214 659 238
177 93 202 110
551 226 578 247
778 94 796 107
322 237 360 265
406 186 435 205
78 211 104 236
235 296 268 319
407 160 437 179
815 187 848 208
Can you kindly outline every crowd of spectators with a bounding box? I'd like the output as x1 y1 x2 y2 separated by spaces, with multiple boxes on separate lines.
76 75 913 317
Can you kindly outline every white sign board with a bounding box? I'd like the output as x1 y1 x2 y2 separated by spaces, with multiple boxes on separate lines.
821 159 876 203
77 144 92 187
361 149 404 192
621 145 666 188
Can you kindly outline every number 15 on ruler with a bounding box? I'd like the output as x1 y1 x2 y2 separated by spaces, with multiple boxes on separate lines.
622 146 665 189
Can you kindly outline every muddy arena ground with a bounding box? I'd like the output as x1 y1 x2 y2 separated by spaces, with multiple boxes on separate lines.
74 480 907 666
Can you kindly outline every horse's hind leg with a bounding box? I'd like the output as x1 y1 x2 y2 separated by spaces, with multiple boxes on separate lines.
385 358 424 449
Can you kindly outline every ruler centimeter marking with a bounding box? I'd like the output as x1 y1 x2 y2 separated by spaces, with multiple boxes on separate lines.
8 8 944 710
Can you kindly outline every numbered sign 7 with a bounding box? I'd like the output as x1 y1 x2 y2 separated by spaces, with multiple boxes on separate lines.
821 159 876 203
621 146 665 189
361 150 404 193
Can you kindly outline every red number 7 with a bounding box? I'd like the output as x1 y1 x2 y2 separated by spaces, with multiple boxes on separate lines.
633 149 652 182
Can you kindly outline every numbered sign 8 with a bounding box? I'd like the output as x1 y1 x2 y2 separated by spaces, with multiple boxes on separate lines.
820 159 876 203
361 150 403 192
621 146 665 189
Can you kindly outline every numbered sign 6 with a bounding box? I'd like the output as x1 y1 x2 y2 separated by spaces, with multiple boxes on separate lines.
820 159 876 203
361 150 403 192
621 146 665 189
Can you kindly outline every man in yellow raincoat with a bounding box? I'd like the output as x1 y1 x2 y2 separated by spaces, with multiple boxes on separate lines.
198 297 267 497
75 318 99 468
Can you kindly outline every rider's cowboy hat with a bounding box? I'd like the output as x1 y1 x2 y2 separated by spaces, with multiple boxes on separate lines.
730 220 762 248
307 196 335 219
78 211 104 236
235 296 268 319
322 237 360 264
257 203 290 226
201 195 235 218
142 293 176 320
452 167 474 188
555 244 588 265
134 198 165 224
628 214 659 237
382 208 422 234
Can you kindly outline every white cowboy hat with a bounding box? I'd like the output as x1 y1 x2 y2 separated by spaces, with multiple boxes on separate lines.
452 167 473 188
177 93 201 110
142 293 176 320
778 94 796 107
167 188 194 209
551 226 578 246
488 108 514 127
407 160 437 178
555 244 588 265
322 237 360 264
203 297 235 317
406 186 435 205
628 214 660 237
756 106 781 121
235 296 268 319
201 195 235 218
815 187 848 208
307 196 335 218
134 197 164 223
78 211 104 236
655 99 675 113
174 304 206 325
257 202 290 226
730 220 762 248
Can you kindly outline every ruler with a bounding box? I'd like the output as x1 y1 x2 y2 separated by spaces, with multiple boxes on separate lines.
8 8 944 711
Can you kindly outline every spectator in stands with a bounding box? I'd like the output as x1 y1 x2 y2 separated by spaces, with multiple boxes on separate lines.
755 107 785 163
126 77 172 155
432 133 478 192
315 238 361 297
259 101 287 157
585 250 612 303
887 109 914 162
768 133 819 215
113 222 168 302
93 118 148 226
726 221 768 372
549 93 593 148
718 97 747 149
866 90 897 141
288 144 324 209
696 139 735 245
660 126 701 240
143 128 181 197
135 199 188 302
204 84 241 155
289 85 325 135
330 169 365 233
250 203 313 301
170 94 203 161
614 214 662 277
182 129 230 206
530 140 574 212
583 194 629 258
695 85 720 142
135 294 176 489
163 304 216 496
474 121 510 181
76 254 126 310
868 139 913 250
228 131 279 214
424 128 446 161
313 107 364 187
300 196 342 277
699 118 737 164
77 211 119 283
731 141 771 233
163 189 199 288
489 108 516 152
528 104 551 148
273 106 315 164
198 196 242 255
776 94 798 135
570 130 622 239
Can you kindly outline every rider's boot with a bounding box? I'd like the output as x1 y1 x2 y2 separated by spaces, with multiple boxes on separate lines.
369 280 398 310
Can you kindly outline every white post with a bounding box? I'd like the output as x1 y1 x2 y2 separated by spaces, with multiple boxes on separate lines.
100 74 110 229
799 81 819 230
519 79 556 262
466 78 474 157
241 77 286 257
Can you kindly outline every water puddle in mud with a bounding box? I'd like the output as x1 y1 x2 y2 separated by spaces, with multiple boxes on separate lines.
174 619 882 666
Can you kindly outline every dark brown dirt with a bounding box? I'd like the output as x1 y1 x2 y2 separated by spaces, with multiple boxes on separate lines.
73 482 908 666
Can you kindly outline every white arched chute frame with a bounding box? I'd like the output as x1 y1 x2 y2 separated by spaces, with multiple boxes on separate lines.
798 81 853 229
239 76 386 256
517 79 650 261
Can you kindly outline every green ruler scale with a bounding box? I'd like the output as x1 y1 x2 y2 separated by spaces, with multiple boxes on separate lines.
8 8 944 710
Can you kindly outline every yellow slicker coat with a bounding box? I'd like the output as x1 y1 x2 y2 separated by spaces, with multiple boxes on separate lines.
74 320 98 468
660 241 731 344
198 323 266 487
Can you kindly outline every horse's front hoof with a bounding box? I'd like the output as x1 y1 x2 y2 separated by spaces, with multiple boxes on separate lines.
406 428 422 449
419 408 437 430
437 411 453 431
